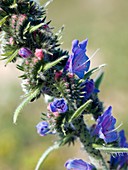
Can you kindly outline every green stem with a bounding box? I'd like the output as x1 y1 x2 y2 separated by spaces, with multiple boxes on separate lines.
93 144 128 153
35 142 60 170
73 116 108 170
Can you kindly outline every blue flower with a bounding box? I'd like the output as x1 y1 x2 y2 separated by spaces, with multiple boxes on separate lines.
18 47 32 58
65 159 96 170
36 121 51 136
65 39 90 79
80 79 99 100
48 98 68 114
110 130 128 169
93 106 118 143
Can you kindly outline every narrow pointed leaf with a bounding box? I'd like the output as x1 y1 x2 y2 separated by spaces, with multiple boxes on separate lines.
1 50 15 58
13 88 40 124
55 25 65 36
43 55 67 71
69 99 92 123
94 71 104 89
35 142 60 170
0 16 8 27
5 49 19 66
43 0 53 8
79 64 106 83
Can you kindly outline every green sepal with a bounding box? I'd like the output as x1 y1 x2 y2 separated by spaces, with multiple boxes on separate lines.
94 72 104 89
13 88 41 124
69 99 92 123
18 74 27 79
16 64 24 71
43 55 67 71
54 80 67 98
93 144 128 153
29 23 45 33
60 133 75 146
55 25 64 39
9 0 17 9
0 15 8 27
23 22 30 35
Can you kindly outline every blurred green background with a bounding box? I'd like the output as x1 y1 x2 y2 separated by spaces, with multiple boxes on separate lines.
0 0 128 169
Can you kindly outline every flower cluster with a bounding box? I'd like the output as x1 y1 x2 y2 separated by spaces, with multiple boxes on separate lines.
0 0 128 170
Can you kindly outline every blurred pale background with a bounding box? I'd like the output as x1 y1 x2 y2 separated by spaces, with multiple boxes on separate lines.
0 0 128 169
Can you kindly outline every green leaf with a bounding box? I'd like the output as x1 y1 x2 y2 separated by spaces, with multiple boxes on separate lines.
35 142 60 170
29 23 45 33
5 49 19 66
13 88 40 124
1 50 15 58
69 99 92 123
93 144 128 153
43 55 67 71
79 64 106 83
94 72 104 89
0 15 8 27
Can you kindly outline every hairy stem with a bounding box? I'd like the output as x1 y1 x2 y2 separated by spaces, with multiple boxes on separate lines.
73 116 108 170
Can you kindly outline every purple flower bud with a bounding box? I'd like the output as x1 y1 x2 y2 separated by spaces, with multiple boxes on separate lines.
65 159 96 170
93 106 118 143
36 121 51 136
48 98 68 113
65 39 90 79
18 47 32 58
80 79 99 100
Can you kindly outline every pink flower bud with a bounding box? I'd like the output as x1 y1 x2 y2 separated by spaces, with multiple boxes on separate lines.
68 73 74 78
35 49 44 60
12 14 17 19
47 104 59 117
55 71 62 81
52 112 59 117
19 14 27 22
25 60 29 65
9 37 14 45
33 57 38 63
